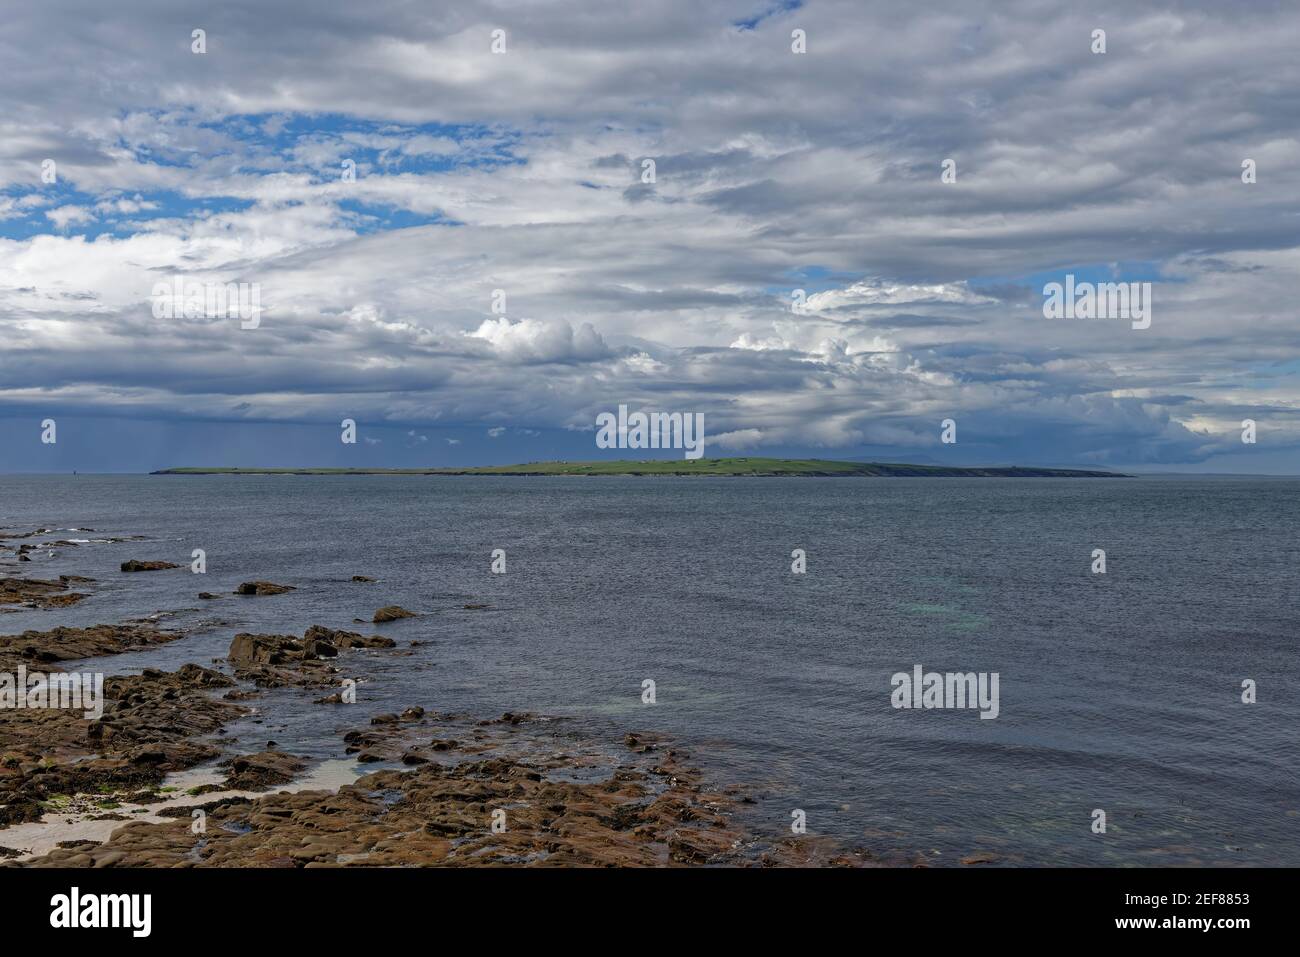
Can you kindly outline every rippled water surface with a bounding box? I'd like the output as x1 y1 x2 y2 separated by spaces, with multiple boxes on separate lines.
3 473 1296 865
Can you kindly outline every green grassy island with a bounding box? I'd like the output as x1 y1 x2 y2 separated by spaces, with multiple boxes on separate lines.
152 458 1130 478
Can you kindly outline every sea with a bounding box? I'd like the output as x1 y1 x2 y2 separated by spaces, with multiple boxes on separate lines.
2 473 1297 866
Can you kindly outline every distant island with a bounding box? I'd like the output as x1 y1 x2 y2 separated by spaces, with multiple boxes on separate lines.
152 458 1130 478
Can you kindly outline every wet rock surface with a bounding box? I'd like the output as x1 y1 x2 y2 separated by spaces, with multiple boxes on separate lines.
0 620 246 828
234 581 295 596
120 560 179 572
0 622 181 668
10 709 867 868
372 605 415 623
220 750 311 791
0 577 90 610
227 625 398 690
304 625 395 650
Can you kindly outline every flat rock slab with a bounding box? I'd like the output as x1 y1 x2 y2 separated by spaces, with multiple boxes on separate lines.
234 581 295 595
120 560 179 572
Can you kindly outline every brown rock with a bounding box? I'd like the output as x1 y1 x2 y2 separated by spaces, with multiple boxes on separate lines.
5 711 821 869
0 622 180 665
234 581 295 596
228 633 301 666
372 606 415 623
303 625 395 650
120 560 179 572
303 639 339 660
0 577 88 609
221 750 310 790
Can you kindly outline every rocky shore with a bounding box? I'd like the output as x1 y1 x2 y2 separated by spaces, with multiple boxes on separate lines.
0 622 247 829
0 576 92 611
13 709 864 867
0 524 871 867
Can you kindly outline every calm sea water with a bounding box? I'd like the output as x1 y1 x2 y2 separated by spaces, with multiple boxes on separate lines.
2 474 1297 866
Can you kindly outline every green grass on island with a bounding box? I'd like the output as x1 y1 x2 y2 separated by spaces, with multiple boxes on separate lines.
152 458 1130 478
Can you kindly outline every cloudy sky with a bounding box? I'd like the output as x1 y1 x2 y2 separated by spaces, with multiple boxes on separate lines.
1 0 1297 472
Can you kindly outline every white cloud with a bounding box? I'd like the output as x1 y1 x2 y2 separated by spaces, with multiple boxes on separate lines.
465 317 611 364
805 279 996 312
0 0 1296 468
44 205 95 229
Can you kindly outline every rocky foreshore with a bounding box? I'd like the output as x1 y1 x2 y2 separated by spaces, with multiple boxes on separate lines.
0 576 91 610
12 708 865 867
0 531 871 867
0 621 247 828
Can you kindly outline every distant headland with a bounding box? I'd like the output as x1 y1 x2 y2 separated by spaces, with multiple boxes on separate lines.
151 458 1130 478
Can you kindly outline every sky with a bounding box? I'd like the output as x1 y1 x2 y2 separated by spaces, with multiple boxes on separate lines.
1 0 1298 473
